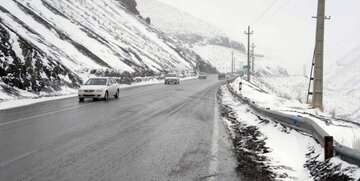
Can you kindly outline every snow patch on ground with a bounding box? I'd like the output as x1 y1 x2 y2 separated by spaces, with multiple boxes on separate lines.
227 76 360 179
222 86 315 180
230 76 360 151
223 82 360 180
253 70 360 123
0 94 77 111
230 77 308 111
284 111 360 150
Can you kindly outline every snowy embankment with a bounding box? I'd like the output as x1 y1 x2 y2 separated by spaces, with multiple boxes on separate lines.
230 77 360 151
255 71 360 125
0 76 196 110
220 86 316 180
224 77 360 180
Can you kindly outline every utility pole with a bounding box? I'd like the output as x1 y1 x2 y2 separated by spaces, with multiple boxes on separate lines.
233 55 235 73
251 43 256 72
231 51 234 73
244 26 254 81
307 0 330 110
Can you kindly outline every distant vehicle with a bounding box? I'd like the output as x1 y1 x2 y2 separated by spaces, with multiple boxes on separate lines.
78 77 119 102
218 73 226 80
198 74 207 79
114 77 131 85
164 73 180 85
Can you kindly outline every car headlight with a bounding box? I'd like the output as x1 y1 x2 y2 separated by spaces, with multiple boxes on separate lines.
96 89 103 92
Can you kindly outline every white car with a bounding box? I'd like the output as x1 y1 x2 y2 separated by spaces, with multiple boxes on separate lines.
198 73 207 79
78 77 119 102
164 73 180 84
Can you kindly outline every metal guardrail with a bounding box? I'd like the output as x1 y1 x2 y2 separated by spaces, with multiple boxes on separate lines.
226 83 360 166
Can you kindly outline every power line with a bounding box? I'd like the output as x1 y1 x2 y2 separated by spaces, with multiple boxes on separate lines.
266 0 293 20
252 0 294 26
252 0 280 25
334 43 360 63
244 26 254 81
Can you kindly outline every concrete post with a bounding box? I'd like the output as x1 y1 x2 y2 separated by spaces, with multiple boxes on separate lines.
251 43 256 73
324 136 334 160
312 0 328 110
244 26 253 82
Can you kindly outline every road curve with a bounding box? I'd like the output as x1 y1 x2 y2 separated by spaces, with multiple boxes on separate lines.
0 76 237 181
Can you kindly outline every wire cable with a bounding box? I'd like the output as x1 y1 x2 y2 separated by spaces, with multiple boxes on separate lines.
251 0 280 25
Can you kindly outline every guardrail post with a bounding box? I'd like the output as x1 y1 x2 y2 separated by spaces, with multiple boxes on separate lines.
324 136 334 160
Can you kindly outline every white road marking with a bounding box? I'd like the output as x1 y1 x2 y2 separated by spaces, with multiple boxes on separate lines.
0 150 38 169
208 102 219 180
0 104 88 128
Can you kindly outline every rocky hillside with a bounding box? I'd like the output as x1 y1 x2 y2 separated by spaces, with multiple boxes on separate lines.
116 0 140 15
0 24 81 94
0 0 214 98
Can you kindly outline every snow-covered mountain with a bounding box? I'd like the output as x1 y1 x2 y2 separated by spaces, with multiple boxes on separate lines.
324 51 360 121
0 0 214 99
247 50 360 122
136 0 223 39
137 0 246 72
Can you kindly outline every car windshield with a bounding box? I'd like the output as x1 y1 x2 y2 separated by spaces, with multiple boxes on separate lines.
166 74 177 77
85 78 107 85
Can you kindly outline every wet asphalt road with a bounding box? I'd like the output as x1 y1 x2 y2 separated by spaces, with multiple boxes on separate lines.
0 75 238 181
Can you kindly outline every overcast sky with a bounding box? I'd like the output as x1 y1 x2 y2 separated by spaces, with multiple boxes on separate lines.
155 0 360 74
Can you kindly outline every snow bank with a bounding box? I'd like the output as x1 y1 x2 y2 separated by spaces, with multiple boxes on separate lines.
231 76 360 150
224 81 360 180
230 77 309 111
221 86 314 180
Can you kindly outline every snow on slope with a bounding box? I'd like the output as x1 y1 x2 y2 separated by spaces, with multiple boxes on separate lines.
230 76 360 150
252 54 360 123
221 86 315 180
0 23 81 96
137 0 246 72
0 0 210 101
0 0 196 75
324 53 360 121
244 43 360 122
137 0 224 38
226 79 360 180
193 45 246 73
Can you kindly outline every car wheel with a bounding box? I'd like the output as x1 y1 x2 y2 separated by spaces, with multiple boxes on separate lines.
79 97 84 102
115 90 119 99
104 91 109 101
